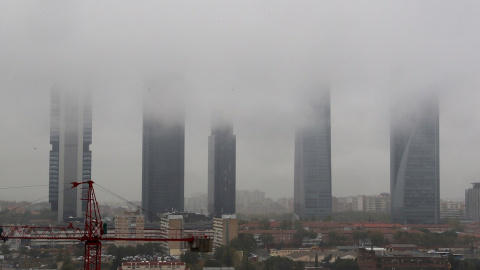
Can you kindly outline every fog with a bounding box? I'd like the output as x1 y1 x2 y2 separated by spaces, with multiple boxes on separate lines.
1 1 479 204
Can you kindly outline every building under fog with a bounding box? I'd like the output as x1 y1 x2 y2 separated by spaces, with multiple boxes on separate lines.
142 90 185 222
49 89 92 222
208 115 236 217
294 90 332 221
390 92 440 224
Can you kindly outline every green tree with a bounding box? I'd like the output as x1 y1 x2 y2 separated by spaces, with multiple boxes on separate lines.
181 250 199 266
332 258 359 270
264 256 296 270
204 259 222 267
229 233 257 253
213 245 234 267
61 252 75 270
368 231 385 246
353 231 369 244
259 233 274 249
280 220 292 230
260 219 271 230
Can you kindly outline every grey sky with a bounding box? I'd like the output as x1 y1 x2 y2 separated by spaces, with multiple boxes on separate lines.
1 1 479 203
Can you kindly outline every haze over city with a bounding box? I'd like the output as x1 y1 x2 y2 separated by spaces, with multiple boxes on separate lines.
1 1 480 204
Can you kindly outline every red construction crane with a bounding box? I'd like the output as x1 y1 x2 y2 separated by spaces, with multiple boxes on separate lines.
0 181 212 270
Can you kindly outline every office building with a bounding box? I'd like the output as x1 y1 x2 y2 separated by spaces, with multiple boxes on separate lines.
466 183 480 221
208 115 236 217
142 90 185 222
49 89 92 222
391 92 440 224
294 90 332 220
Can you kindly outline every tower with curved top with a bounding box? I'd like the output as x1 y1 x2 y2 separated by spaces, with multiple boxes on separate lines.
390 92 439 224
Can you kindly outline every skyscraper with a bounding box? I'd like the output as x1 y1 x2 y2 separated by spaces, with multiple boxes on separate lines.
49 88 92 222
294 90 332 221
390 92 440 224
142 90 185 222
208 115 236 217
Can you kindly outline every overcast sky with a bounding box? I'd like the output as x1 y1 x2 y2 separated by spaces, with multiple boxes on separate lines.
1 1 480 204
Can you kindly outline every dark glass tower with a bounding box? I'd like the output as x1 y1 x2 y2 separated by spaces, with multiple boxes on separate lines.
294 90 332 221
142 91 185 222
49 89 92 222
208 116 236 217
391 92 440 224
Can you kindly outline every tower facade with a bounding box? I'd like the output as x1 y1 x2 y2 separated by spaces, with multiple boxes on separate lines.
208 116 236 217
49 89 92 222
466 183 480 221
142 90 185 222
390 93 440 224
294 90 332 221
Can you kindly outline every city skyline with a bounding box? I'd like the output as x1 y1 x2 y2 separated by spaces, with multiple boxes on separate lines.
1 2 480 205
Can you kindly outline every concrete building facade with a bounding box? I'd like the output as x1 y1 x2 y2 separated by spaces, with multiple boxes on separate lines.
390 93 440 224
294 90 332 220
466 183 480 221
49 89 92 222
114 210 145 247
160 215 185 255
213 215 238 248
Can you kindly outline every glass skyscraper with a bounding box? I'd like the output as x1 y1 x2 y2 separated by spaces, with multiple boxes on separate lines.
294 90 332 221
142 90 185 222
390 92 440 224
208 115 236 218
49 88 92 222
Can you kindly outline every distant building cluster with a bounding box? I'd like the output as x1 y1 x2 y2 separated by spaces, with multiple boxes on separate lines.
333 193 390 213
185 191 293 215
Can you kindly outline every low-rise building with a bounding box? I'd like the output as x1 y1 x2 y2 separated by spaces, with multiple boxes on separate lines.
160 215 185 256
213 215 238 248
357 248 450 270
114 210 145 247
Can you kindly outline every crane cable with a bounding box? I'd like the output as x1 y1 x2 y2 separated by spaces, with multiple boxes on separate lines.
93 183 158 219
0 185 73 216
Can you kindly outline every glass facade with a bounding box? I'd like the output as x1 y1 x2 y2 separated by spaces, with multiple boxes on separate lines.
294 90 332 220
208 117 236 217
390 93 439 224
142 94 185 222
49 89 92 222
